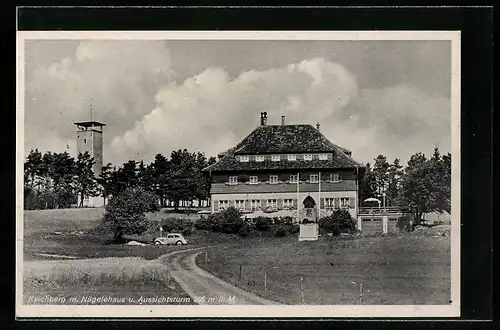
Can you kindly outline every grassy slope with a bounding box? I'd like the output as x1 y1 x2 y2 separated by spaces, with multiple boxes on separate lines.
23 208 451 306
23 208 235 261
197 234 451 305
22 207 236 304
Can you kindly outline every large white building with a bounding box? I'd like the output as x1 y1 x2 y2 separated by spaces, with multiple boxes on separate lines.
203 112 366 224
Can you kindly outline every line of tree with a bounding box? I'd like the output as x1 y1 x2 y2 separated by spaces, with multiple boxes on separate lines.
358 147 451 224
23 150 97 209
23 148 216 211
24 145 451 225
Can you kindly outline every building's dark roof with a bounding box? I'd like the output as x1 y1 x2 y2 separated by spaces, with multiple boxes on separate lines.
233 124 350 154
217 148 232 158
204 124 363 172
74 121 106 127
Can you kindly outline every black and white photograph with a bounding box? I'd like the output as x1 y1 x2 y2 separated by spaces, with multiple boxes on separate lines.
16 31 460 318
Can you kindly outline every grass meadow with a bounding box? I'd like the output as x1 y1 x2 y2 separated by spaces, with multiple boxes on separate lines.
196 233 451 305
23 207 236 261
22 207 234 304
22 207 452 306
23 256 192 305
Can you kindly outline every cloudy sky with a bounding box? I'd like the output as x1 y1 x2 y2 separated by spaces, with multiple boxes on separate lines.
23 39 451 166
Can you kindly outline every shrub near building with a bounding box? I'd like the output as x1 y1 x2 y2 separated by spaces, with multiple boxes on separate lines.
195 207 245 234
254 216 272 232
195 208 300 238
275 226 287 237
238 224 251 237
318 209 357 236
154 217 194 237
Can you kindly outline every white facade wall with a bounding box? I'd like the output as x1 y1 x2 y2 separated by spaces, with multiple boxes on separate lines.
78 195 105 208
212 190 358 219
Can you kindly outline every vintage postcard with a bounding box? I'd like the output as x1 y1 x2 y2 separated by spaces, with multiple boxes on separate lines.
16 31 460 318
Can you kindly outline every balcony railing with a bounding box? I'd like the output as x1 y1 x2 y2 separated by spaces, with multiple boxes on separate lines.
358 206 405 215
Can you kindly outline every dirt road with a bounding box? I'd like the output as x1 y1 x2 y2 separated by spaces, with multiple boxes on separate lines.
160 247 280 305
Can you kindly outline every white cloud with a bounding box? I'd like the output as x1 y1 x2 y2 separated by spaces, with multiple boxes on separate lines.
25 41 451 167
25 40 173 163
337 84 451 163
109 57 360 163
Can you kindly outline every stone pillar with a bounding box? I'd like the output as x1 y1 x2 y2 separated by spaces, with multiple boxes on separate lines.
383 215 388 234
299 223 319 241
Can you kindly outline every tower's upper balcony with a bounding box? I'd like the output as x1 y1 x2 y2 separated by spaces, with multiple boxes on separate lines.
74 121 106 132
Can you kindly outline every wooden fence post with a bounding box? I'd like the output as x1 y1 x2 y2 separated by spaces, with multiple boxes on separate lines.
300 277 305 304
360 283 364 304
239 264 242 282
264 272 267 292
166 270 173 288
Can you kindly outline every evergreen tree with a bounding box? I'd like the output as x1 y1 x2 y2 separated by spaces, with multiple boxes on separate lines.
401 152 433 224
427 147 452 214
74 151 99 207
167 149 198 210
97 163 114 206
121 160 139 188
51 152 77 208
24 149 43 188
151 153 170 207
440 152 452 213
109 166 126 197
386 158 404 207
137 161 156 193
358 162 377 206
372 154 390 199
193 152 212 205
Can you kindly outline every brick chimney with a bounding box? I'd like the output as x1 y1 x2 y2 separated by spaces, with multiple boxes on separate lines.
281 115 286 126
260 112 268 126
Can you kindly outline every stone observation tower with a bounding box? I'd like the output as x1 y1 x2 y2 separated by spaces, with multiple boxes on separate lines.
74 104 106 207
74 120 106 177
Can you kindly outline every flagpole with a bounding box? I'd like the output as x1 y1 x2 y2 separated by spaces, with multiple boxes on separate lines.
318 172 321 221
296 172 300 221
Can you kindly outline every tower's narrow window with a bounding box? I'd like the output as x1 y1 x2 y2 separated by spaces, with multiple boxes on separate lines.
84 139 87 143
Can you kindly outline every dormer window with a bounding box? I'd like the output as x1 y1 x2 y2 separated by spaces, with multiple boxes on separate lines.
271 155 281 162
287 154 296 161
303 154 313 161
319 153 328 160
239 155 249 162
255 155 265 162
219 200 229 211
269 175 278 184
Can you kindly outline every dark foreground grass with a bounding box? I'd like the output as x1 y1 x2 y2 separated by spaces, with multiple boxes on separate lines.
196 234 451 305
23 257 193 305
22 208 227 304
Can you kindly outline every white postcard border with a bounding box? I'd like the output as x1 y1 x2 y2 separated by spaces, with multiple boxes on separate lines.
16 30 461 318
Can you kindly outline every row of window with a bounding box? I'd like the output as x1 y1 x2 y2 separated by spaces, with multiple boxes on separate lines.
238 153 330 163
228 173 340 185
218 197 352 211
